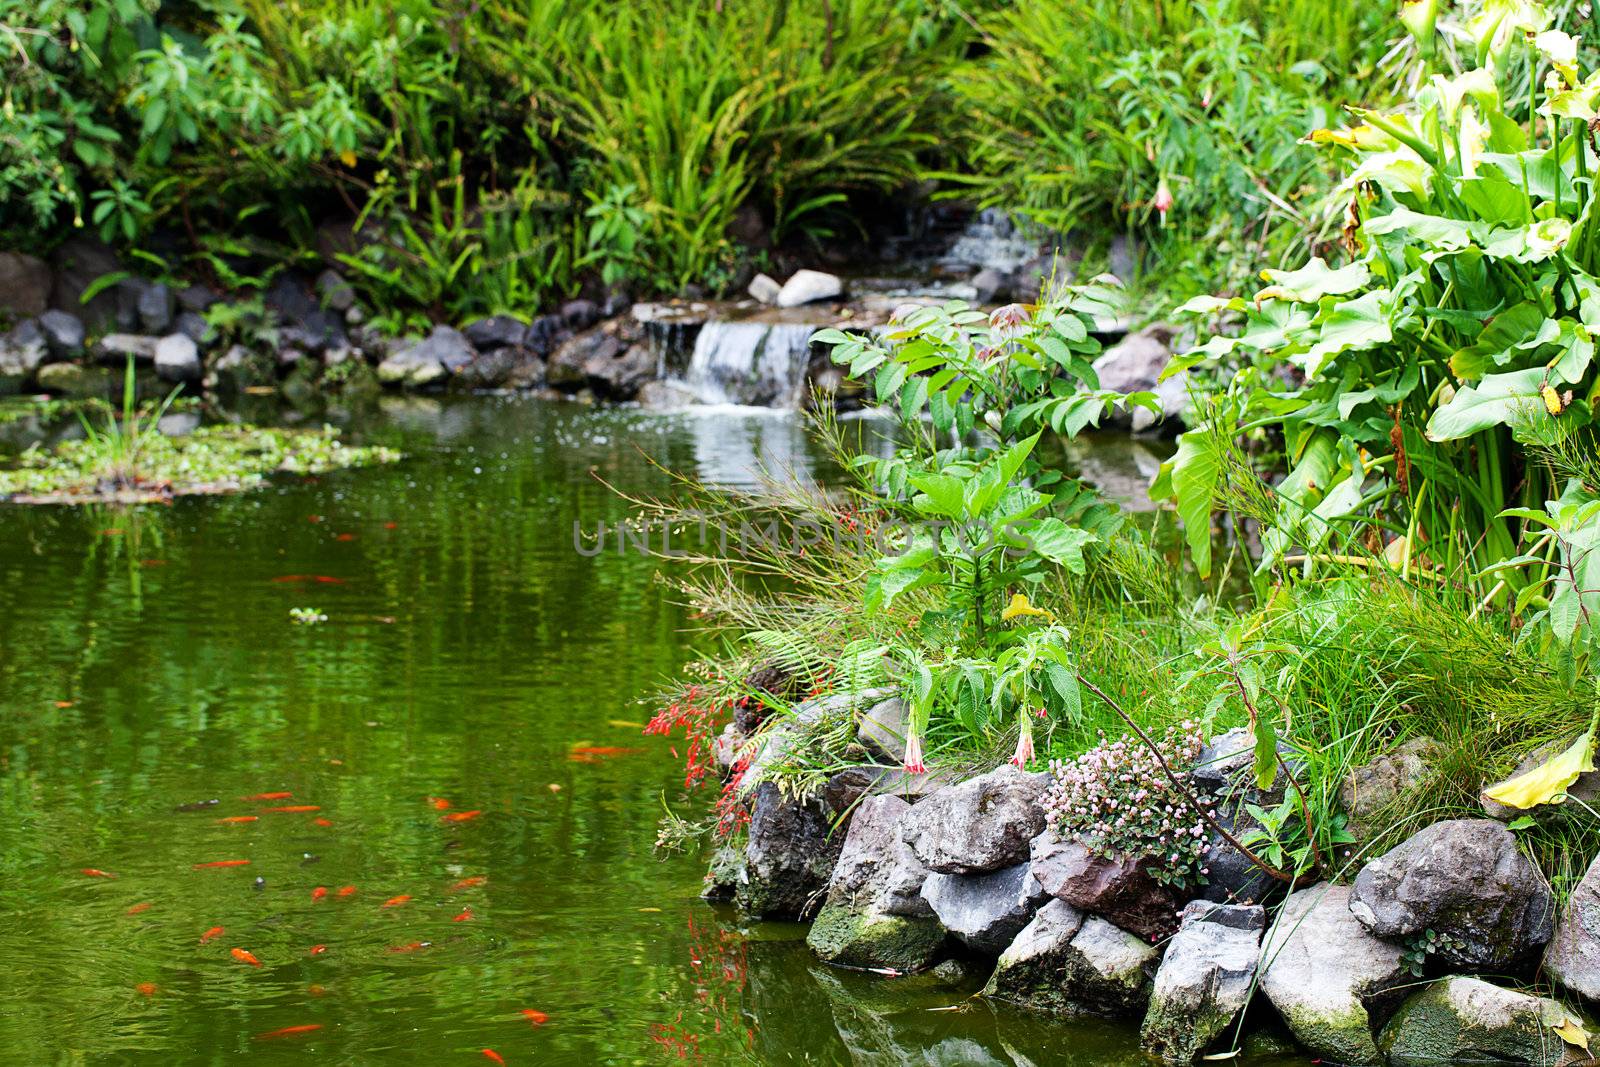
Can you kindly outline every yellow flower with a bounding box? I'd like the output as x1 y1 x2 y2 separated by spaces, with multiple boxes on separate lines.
1001 593 1054 623
1542 384 1565 415
1483 727 1596 809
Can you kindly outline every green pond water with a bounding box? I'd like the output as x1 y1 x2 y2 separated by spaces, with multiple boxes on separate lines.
0 397 1293 1065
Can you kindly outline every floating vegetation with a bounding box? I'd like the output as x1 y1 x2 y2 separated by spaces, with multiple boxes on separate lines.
0 425 402 505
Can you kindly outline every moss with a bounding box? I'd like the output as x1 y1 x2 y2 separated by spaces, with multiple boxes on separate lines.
805 904 944 972
1280 1001 1384 1066
0 424 401 504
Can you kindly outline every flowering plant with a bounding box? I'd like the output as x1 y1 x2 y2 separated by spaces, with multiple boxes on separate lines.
1041 723 1213 889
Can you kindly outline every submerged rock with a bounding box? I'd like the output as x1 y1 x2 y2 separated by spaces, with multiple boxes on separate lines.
1259 883 1407 1065
982 900 1157 1017
1141 901 1265 1065
901 765 1048 875
1029 829 1182 941
776 269 843 308
1349 818 1554 968
1544 851 1600 1002
1378 977 1587 1067
738 782 844 920
923 861 1046 955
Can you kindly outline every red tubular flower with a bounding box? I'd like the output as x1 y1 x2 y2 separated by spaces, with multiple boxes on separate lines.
1153 179 1174 221
903 733 927 775
1011 719 1036 770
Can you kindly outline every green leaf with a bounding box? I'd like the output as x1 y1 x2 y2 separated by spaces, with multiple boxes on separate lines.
1026 518 1097 574
1302 291 1396 379
1425 368 1546 441
1171 430 1222 579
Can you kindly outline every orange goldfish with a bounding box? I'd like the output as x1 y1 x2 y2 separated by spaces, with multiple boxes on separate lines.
218 816 259 824
254 1024 323 1040
481 1051 506 1065
336 885 357 898
427 796 451 810
231 947 262 967
136 982 158 997
242 791 293 801
380 895 411 909
309 944 328 956
263 805 321 813
521 1009 548 1026
449 876 486 892
81 868 116 879
442 810 482 823
194 860 251 869
452 908 474 923
126 902 153 915
311 886 328 901
200 926 225 944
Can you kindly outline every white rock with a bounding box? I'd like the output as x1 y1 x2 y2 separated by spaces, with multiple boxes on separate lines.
776 269 843 308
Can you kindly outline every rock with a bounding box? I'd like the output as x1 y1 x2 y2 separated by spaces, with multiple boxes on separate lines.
264 275 317 323
1141 902 1266 1065
1198 800 1277 905
94 333 159 364
901 765 1048 875
315 269 355 312
1192 725 1303 806
823 765 893 814
174 311 209 347
524 314 564 356
819 794 930 919
560 299 601 331
280 309 347 355
376 326 473 389
208 344 273 393
1484 736 1600 823
0 319 48 378
1259 883 1407 1065
1378 977 1587 1067
1349 818 1555 968
806 904 946 973
856 697 909 764
547 330 654 399
923 861 1046 955
637 380 703 409
776 270 844 308
176 284 220 313
37 310 85 358
0 252 52 317
36 362 111 397
135 282 173 334
970 268 1011 305
153 334 201 383
701 843 743 903
463 315 528 351
747 273 782 305
48 237 122 330
1339 736 1443 856
1029 829 1182 941
1091 325 1185 433
983 901 1157 1016
451 346 543 391
737 781 845 919
1546 852 1600 1001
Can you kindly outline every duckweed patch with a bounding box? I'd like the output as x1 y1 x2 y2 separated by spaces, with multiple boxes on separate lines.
0 425 402 505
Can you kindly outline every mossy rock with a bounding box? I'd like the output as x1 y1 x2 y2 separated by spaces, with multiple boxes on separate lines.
1379 977 1589 1067
806 903 945 972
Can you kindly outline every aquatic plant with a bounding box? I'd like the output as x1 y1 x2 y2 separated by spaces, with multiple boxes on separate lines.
70 356 183 492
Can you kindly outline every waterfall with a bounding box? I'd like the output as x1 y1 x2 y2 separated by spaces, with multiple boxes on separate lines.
941 208 1040 275
679 321 817 408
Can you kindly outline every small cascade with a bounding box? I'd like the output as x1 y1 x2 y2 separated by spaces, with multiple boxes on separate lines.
679 321 818 408
941 208 1042 276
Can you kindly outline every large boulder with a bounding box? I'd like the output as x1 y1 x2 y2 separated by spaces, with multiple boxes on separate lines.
983 900 1158 1017
922 861 1046 955
0 252 52 317
1192 725 1303 806
1544 851 1600 1002
737 782 844 919
154 333 201 383
1141 902 1266 1065
37 310 85 359
1197 801 1277 906
0 319 48 381
462 315 528 351
547 329 654 399
1259 883 1408 1065
806 793 941 971
378 326 473 389
1349 818 1555 968
1029 829 1182 941
1338 736 1443 861
901 765 1048 875
1378 977 1589 1067
856 697 909 764
776 269 843 308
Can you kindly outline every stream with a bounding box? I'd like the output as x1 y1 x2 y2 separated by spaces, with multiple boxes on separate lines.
0 396 1286 1065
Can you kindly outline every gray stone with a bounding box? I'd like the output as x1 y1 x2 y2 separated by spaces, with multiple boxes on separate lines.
1259 883 1407 1065
208 344 273 393
0 319 48 377
176 284 220 313
1339 736 1443 858
983 901 1158 1017
923 861 1046 955
806 903 945 973
136 282 173 334
94 333 159 364
1378 977 1587 1067
1198 800 1278 905
174 311 209 346
820 793 930 919
637 380 703 409
1141 902 1266 1065
154 334 201 383
48 237 121 330
560 299 601 331
547 330 654 399
315 269 355 312
451 346 542 391
776 269 844 308
376 325 472 389
1192 725 1303 806
1545 851 1600 1002
1029 829 1182 941
0 252 51 317
1349 818 1555 968
1484 736 1600 823
970 268 1010 305
901 765 1048 875
37 310 85 358
856 697 908 764
747 273 782 305
737 781 844 919
36 362 111 397
280 309 347 355
463 315 528 351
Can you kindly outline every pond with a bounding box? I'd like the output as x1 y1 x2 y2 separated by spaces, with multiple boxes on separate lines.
0 397 1290 1065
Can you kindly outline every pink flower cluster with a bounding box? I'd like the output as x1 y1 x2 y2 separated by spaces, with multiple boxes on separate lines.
1041 722 1213 889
